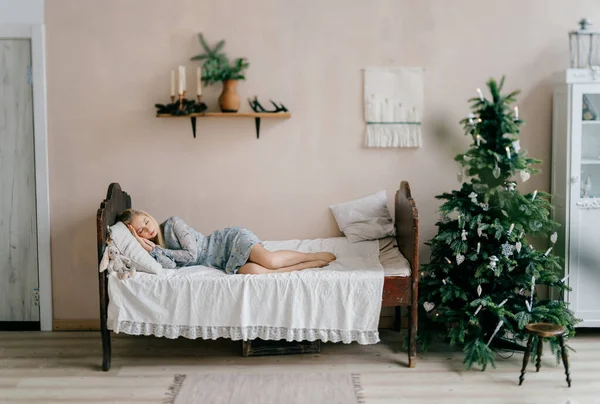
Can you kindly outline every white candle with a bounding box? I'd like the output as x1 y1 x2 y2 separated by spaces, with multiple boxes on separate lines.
170 70 175 97
476 135 481 146
477 88 484 101
532 190 537 201
178 65 186 95
506 146 511 159
196 67 202 96
514 106 519 120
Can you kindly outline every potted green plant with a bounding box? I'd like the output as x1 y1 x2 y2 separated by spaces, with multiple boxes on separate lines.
191 33 250 113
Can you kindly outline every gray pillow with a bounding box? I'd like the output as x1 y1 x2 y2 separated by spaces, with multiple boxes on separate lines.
329 190 395 243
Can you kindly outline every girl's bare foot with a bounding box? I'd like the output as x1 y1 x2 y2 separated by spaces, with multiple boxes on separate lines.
313 252 336 262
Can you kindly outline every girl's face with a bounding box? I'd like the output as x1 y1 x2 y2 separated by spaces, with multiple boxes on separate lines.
130 214 158 240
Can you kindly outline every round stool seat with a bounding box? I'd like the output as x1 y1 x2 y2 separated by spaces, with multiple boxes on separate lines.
525 322 566 337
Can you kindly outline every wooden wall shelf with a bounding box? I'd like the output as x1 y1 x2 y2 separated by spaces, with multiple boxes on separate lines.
156 112 291 139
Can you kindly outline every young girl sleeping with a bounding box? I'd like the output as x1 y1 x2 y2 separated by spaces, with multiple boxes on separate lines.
118 209 336 275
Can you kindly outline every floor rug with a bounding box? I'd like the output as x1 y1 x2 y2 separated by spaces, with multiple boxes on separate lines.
165 372 365 404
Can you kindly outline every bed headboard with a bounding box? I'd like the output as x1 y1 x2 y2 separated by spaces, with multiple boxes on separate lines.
395 181 419 282
96 182 131 353
96 183 131 264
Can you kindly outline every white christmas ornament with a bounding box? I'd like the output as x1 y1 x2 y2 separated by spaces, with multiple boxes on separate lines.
442 278 447 285
512 140 521 153
501 243 515 257
530 276 536 309
520 170 531 182
477 227 483 237
456 254 465 265
468 113 475 125
493 163 501 179
486 320 505 347
551 232 558 244
489 255 499 268
423 302 435 312
477 284 483 296
477 242 481 254
469 192 478 203
480 203 490 211
461 229 468 241
525 300 532 312
515 241 522 253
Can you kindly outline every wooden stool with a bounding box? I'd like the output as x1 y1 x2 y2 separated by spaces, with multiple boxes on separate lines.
519 323 571 387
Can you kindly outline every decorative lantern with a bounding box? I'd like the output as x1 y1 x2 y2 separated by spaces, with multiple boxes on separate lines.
569 18 600 68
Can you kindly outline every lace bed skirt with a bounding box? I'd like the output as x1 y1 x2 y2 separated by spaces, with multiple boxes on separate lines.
109 320 380 345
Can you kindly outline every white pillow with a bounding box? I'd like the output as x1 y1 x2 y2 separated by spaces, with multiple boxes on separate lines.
329 190 396 243
108 221 163 274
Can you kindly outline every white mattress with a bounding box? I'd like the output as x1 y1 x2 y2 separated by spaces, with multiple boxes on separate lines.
107 237 387 344
378 237 411 277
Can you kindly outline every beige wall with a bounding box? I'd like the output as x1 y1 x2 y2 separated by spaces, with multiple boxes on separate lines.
46 0 600 320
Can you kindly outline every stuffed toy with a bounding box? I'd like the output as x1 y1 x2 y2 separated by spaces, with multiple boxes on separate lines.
103 244 136 280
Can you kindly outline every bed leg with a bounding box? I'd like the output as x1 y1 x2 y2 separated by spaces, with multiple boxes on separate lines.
393 306 402 331
99 271 111 371
408 304 417 368
101 328 112 371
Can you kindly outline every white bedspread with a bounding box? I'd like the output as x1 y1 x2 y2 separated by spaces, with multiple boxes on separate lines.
107 237 384 345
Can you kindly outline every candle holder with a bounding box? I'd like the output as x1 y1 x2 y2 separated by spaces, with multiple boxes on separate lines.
154 93 207 117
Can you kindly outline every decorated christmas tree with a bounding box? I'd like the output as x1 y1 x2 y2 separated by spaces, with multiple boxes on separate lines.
418 77 579 370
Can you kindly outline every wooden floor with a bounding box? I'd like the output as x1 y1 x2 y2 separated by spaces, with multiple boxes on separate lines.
0 329 598 403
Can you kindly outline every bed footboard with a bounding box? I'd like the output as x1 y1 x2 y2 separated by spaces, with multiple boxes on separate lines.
96 183 131 371
394 181 419 367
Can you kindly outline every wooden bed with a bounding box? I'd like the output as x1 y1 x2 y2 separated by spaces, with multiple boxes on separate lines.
96 181 419 371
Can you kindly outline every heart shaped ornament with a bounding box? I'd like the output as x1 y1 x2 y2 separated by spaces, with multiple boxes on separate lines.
519 170 531 182
423 302 435 312
456 254 465 265
551 232 558 244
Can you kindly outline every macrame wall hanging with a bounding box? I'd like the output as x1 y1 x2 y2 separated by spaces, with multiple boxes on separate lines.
363 67 424 148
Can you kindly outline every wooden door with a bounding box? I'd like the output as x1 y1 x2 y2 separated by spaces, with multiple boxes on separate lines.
0 39 39 328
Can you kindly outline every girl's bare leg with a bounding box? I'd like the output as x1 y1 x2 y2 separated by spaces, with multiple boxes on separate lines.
248 244 335 269
238 260 329 275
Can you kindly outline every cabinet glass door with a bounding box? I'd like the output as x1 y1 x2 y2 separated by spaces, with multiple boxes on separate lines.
576 89 600 200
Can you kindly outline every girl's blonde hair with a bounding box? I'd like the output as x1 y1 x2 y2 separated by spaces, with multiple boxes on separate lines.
117 209 166 248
